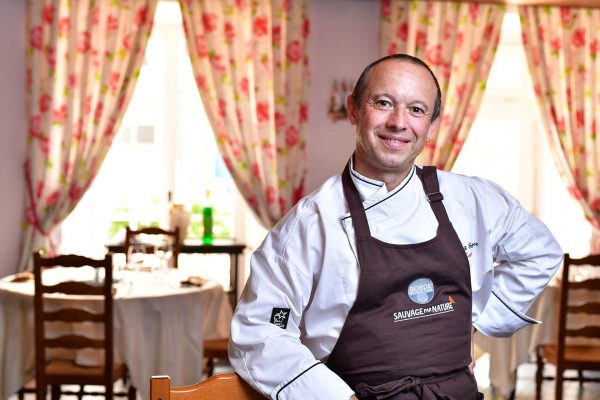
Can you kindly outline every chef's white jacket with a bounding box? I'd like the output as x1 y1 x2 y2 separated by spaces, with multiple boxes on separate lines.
229 162 562 400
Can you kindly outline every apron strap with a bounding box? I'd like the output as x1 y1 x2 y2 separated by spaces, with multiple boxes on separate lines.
416 166 453 228
418 166 444 202
342 161 371 240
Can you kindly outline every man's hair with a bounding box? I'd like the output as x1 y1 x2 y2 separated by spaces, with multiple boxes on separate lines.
350 53 442 121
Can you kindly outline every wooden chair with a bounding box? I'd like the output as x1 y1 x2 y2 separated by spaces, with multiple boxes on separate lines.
125 226 180 268
150 373 264 400
203 338 230 377
535 253 600 400
33 252 136 400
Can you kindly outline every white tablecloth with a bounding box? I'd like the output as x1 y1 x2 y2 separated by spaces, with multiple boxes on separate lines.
0 268 232 400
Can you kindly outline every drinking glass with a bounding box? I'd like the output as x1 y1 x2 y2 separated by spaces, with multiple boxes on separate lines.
154 241 174 285
127 242 147 271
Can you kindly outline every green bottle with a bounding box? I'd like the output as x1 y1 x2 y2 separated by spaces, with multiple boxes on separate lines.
202 190 214 245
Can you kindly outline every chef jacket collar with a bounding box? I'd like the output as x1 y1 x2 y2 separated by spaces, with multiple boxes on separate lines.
348 157 417 206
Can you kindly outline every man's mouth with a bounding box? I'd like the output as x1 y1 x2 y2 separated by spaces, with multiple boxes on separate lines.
384 137 410 143
380 135 413 147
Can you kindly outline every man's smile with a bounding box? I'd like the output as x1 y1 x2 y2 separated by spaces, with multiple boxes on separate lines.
379 134 414 149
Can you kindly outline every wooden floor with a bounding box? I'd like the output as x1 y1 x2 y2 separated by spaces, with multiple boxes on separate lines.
10 354 600 399
474 353 600 400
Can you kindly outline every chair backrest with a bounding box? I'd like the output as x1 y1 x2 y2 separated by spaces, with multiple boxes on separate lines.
557 253 600 362
125 226 180 268
33 252 115 392
150 373 264 400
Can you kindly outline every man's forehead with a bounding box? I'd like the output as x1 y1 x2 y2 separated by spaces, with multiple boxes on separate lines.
365 60 437 100
369 59 434 84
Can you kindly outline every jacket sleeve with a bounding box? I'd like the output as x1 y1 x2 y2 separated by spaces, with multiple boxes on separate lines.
472 178 563 337
229 207 355 400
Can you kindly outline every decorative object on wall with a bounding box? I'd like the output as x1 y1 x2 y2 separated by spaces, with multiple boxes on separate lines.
328 79 353 122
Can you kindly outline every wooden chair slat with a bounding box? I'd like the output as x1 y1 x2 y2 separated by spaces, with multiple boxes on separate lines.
44 335 104 349
125 226 180 268
565 326 600 339
35 254 108 268
570 278 600 291
567 302 600 314
45 308 104 323
44 281 104 296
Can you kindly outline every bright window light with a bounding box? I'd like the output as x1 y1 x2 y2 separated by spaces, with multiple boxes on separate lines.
452 10 592 257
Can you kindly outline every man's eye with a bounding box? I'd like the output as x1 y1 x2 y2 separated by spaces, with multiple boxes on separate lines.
375 100 392 108
410 106 425 114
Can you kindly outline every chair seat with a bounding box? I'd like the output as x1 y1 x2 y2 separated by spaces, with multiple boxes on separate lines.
45 359 128 384
539 344 600 366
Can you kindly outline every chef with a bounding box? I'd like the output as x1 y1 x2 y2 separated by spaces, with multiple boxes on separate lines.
229 54 562 400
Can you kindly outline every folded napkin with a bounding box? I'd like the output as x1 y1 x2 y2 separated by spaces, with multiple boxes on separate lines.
10 271 34 282
180 276 209 287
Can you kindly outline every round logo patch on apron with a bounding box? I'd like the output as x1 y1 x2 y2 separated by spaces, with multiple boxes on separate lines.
408 278 434 304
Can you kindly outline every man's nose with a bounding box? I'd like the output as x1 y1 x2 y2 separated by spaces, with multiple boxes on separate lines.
386 105 408 130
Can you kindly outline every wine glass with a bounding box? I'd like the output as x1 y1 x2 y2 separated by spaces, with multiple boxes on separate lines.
155 240 174 285
126 242 147 271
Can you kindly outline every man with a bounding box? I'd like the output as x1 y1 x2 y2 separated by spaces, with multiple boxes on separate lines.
229 54 562 400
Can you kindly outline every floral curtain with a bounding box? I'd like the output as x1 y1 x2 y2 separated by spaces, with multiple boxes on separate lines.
19 0 157 271
519 6 600 252
380 0 505 170
178 0 309 228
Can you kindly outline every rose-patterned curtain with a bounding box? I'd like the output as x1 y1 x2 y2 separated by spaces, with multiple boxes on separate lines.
19 0 157 272
519 6 600 252
380 0 505 170
178 0 309 228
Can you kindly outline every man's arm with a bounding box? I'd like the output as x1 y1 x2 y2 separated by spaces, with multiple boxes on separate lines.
473 178 562 337
229 208 355 400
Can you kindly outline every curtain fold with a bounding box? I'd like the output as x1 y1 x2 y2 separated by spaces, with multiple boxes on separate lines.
519 5 600 252
380 0 505 170
19 0 158 271
178 0 310 228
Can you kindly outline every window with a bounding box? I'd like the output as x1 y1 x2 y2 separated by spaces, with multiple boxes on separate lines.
60 1 267 286
452 10 593 256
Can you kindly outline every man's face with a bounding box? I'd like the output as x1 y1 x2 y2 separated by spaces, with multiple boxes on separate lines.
347 59 439 189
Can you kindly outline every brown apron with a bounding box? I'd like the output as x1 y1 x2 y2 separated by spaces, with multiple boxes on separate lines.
326 164 481 400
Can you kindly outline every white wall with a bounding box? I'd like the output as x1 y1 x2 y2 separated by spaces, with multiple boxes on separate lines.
305 0 380 193
0 0 27 278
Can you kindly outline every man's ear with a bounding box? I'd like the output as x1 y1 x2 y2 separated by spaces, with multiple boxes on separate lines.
346 95 357 125
427 115 441 141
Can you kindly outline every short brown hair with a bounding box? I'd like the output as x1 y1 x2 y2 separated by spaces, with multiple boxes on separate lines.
350 54 442 121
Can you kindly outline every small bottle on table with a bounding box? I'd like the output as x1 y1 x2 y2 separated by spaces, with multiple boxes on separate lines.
202 190 214 245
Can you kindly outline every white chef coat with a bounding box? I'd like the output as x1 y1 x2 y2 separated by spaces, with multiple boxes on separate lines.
229 161 562 400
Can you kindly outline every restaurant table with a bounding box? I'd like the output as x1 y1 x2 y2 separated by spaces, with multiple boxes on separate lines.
0 267 232 400
106 239 246 308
